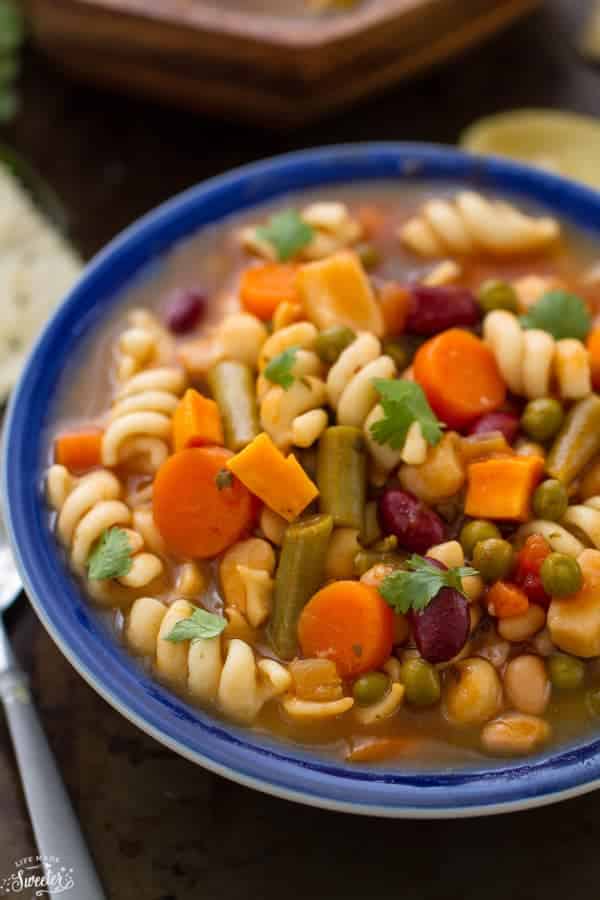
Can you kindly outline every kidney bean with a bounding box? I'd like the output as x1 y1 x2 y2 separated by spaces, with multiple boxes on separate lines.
517 572 551 609
164 288 207 334
412 588 470 664
378 488 445 554
406 285 480 335
467 411 520 444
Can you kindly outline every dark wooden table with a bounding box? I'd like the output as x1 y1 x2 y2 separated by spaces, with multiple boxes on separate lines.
2 2 600 897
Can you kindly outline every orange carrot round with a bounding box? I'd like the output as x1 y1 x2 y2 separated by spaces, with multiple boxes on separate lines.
298 581 394 678
153 447 254 559
239 263 299 321
414 328 506 429
587 327 600 390
55 429 103 472
486 581 529 619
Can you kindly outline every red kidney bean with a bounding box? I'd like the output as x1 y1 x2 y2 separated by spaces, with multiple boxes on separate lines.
411 588 470 664
164 289 207 334
516 572 551 609
467 412 520 444
378 488 445 554
406 285 480 335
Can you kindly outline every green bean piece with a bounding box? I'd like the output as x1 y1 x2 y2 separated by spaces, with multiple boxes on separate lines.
459 519 501 559
295 445 318 481
360 500 383 547
473 538 514 583
207 360 260 452
353 672 390 706
521 397 564 443
269 514 333 660
353 549 406 576
314 326 357 364
549 654 585 690
317 426 366 530
546 395 600 484
540 553 583 597
477 279 519 314
533 479 569 521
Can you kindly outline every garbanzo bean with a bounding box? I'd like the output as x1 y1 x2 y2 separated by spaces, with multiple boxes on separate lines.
481 713 551 755
504 655 550 715
443 658 503 726
498 604 546 642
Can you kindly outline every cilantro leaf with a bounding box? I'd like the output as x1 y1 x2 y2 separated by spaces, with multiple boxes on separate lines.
369 379 443 450
0 1 24 53
87 527 133 580
264 344 300 390
165 607 227 642
520 290 591 341
256 209 314 261
378 554 477 615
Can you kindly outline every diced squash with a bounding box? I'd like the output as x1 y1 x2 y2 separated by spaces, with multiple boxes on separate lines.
226 432 318 522
548 549 600 657
172 388 224 452
465 455 544 522
295 251 383 336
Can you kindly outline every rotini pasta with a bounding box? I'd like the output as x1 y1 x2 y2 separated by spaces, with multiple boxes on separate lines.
116 309 175 382
400 191 560 258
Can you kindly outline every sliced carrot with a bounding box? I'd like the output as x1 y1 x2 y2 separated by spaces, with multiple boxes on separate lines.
587 327 600 390
413 329 506 429
346 736 421 763
298 580 394 678
379 282 411 336
486 581 529 619
465 455 544 522
239 263 299 321
54 429 103 472
153 447 254 559
172 388 224 452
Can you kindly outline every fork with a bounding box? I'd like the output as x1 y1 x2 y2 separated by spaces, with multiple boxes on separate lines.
0 515 107 899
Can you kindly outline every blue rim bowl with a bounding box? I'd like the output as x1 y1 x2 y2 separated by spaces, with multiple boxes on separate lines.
5 143 600 818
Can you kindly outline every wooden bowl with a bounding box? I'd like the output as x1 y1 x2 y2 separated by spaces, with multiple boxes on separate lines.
27 0 541 126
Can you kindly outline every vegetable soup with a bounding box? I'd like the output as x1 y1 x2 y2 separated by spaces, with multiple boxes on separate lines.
46 183 600 767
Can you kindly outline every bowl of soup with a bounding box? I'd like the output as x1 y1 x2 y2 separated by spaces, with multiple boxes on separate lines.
6 144 600 817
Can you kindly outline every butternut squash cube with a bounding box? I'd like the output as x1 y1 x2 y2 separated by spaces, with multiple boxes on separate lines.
465 455 544 522
296 251 383 336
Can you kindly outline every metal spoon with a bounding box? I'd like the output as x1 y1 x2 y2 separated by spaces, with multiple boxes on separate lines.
0 514 107 899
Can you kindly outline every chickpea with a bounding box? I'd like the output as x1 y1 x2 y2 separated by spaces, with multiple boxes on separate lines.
504 655 550 715
498 604 546 642
443 657 503 726
481 713 551 756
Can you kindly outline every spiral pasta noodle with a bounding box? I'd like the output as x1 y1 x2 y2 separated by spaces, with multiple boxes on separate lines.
126 598 291 723
46 464 163 588
483 310 591 400
399 191 560 258
326 332 427 470
116 309 175 382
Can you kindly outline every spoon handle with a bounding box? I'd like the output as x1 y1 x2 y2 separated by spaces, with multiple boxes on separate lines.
0 665 107 900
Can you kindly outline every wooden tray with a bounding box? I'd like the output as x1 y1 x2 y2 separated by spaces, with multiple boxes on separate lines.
27 0 541 126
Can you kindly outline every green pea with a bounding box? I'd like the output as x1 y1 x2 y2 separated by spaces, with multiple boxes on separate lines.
472 538 514 583
548 653 585 690
399 658 441 707
540 553 583 597
356 243 381 271
352 671 390 706
533 479 569 521
477 279 519 314
459 520 501 559
586 687 600 717
521 397 564 443
314 326 356 364
382 340 410 371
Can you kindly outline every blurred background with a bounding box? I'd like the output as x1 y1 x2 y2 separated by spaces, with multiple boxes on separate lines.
3 1 600 898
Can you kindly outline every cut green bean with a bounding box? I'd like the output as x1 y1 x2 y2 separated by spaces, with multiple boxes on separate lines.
269 514 333 659
207 360 260 452
546 394 600 484
359 500 383 547
317 426 366 530
354 549 406 576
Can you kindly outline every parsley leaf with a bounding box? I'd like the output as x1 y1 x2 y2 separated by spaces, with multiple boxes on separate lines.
264 344 300 390
521 290 591 341
165 607 227 642
369 379 443 450
87 527 133 580
256 209 314 261
378 554 478 615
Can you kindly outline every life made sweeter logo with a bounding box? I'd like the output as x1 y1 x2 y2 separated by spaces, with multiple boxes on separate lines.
0 856 75 897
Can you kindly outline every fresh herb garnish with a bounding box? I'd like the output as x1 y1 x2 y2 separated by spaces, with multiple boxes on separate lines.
378 554 477 615
369 379 443 450
0 0 24 123
87 527 133 580
520 290 591 341
215 468 234 491
165 607 227 642
264 344 300 390
256 209 314 261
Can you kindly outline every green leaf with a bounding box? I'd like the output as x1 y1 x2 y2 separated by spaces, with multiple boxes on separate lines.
165 607 227 643
370 379 443 450
264 344 300 390
0 1 24 53
520 290 591 341
0 87 18 123
87 527 133 580
0 54 19 86
378 554 477 615
256 209 314 261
